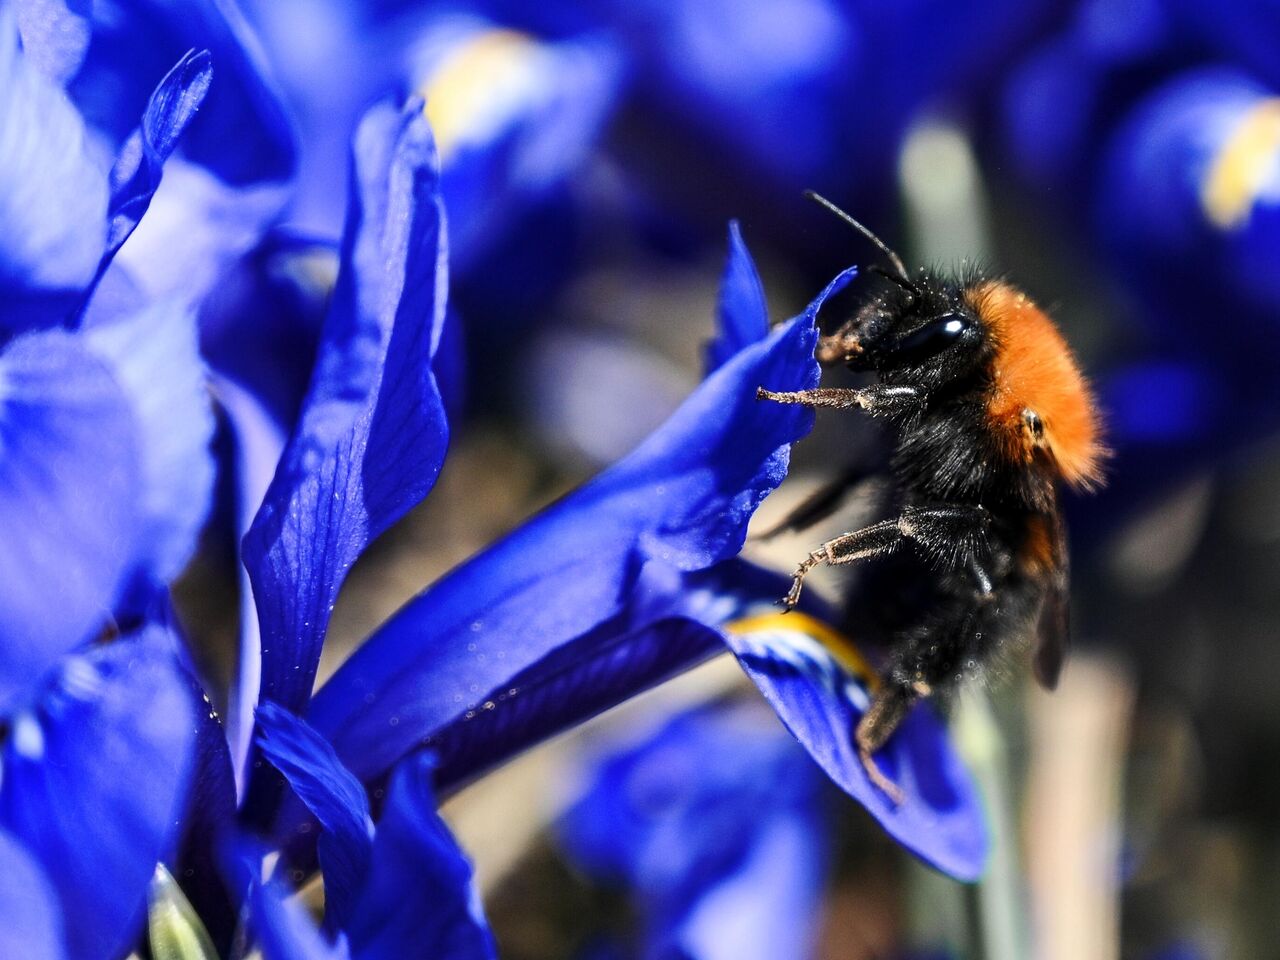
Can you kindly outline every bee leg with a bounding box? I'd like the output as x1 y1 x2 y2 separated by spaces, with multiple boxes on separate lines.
782 518 903 609
756 384 923 417
784 503 992 609
855 682 916 805
756 386 866 410
897 503 992 570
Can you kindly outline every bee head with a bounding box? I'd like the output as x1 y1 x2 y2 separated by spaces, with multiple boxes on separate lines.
836 271 990 389
802 193 989 387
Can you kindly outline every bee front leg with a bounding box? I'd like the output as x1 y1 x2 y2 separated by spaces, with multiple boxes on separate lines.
757 383 923 417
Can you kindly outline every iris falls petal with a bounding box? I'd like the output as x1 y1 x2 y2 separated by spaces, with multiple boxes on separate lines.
257 704 374 932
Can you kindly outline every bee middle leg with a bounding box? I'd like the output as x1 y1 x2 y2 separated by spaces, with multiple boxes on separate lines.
782 518 903 609
783 504 991 610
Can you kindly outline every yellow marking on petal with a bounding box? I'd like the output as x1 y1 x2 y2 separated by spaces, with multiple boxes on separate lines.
419 28 539 159
1202 97 1280 229
724 611 881 691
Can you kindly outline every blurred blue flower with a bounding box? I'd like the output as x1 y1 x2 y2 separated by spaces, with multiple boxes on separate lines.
1 12 216 956
1 3 216 701
0 624 197 960
1098 68 1280 323
559 701 830 960
234 1 621 330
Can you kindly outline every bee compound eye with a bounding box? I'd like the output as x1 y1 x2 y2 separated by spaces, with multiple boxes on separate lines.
889 312 970 363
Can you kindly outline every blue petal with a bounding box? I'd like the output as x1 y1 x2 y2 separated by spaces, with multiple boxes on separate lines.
174 667 241 954
84 298 216 600
428 598 725 793
558 702 827 959
705 220 769 372
70 0 295 187
343 754 496 960
0 4 107 329
0 329 140 711
723 614 988 880
256 703 373 933
213 374 288 791
13 0 92 86
674 813 826 960
0 827 66 960
242 98 449 718
412 20 623 274
309 300 819 786
0 626 197 960
250 877 349 960
103 48 213 260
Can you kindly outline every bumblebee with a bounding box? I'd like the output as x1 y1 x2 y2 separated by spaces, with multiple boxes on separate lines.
758 193 1105 800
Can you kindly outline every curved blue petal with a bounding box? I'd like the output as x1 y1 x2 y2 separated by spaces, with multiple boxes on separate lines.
705 220 768 372
213 373 288 791
0 827 66 960
250 877 349 960
310 298 819 786
427 604 724 794
84 298 215 600
0 329 140 711
70 0 295 188
103 48 213 261
344 754 496 960
723 612 988 880
242 98 449 720
257 703 373 933
13 0 91 86
0 626 197 960
0 5 107 330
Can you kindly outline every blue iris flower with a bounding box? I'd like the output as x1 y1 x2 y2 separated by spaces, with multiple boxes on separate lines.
558 701 831 960
244 204 985 882
0 10 228 956
4 0 994 944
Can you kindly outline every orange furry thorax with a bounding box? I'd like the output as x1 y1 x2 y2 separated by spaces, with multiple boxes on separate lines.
967 281 1105 489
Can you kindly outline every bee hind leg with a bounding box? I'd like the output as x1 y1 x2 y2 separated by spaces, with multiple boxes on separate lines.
855 682 918 805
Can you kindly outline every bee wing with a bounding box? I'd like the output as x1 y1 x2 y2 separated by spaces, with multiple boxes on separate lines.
1031 512 1070 690
751 462 875 541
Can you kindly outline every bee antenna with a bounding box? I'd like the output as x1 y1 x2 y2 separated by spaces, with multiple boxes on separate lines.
803 190 914 288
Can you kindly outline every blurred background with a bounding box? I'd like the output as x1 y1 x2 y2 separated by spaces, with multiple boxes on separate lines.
160 0 1280 956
